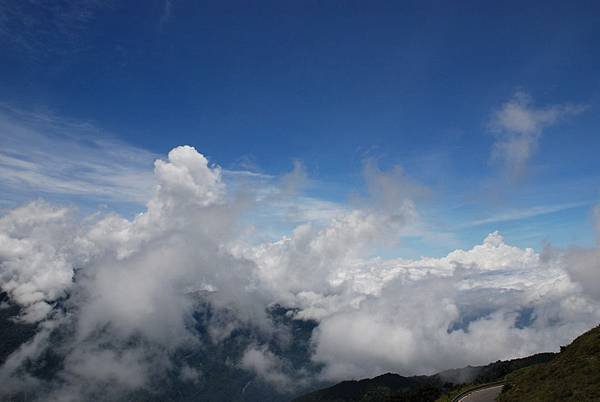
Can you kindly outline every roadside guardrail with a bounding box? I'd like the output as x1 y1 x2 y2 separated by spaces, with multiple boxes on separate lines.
450 381 506 402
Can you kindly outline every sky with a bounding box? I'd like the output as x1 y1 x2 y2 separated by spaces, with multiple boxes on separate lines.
1 0 599 257
1 2 600 400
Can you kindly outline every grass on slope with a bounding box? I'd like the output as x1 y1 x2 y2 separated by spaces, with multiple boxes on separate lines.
498 324 600 402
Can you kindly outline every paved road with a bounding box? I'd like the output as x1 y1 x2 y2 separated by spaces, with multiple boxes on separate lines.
457 385 504 402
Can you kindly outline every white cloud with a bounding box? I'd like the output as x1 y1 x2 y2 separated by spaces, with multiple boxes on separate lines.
309 232 593 380
0 145 599 400
244 205 417 312
489 92 586 179
0 146 268 399
0 201 82 322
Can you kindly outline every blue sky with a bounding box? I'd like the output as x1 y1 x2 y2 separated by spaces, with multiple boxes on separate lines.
1 0 599 257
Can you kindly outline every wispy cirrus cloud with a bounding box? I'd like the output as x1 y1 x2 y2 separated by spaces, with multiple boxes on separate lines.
463 201 588 228
0 106 157 207
0 0 107 58
0 106 342 230
158 0 173 29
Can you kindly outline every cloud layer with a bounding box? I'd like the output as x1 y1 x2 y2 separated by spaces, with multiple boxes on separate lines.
1 145 599 400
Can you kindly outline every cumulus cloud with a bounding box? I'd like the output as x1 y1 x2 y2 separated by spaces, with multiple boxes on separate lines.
246 210 399 306
0 107 270 210
0 201 81 322
0 146 269 399
69 146 268 348
489 92 586 179
309 231 592 380
1 145 599 400
242 227 595 381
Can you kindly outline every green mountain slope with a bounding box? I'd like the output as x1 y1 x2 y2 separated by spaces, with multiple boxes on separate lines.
297 324 600 402
498 325 600 402
293 353 555 402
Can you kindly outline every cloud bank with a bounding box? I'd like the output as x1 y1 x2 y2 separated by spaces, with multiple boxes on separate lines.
0 145 599 400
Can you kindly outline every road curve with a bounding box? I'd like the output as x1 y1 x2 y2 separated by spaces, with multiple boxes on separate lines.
457 384 504 402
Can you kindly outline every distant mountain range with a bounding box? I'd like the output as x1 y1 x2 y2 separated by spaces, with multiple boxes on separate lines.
294 325 600 402
293 353 554 402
